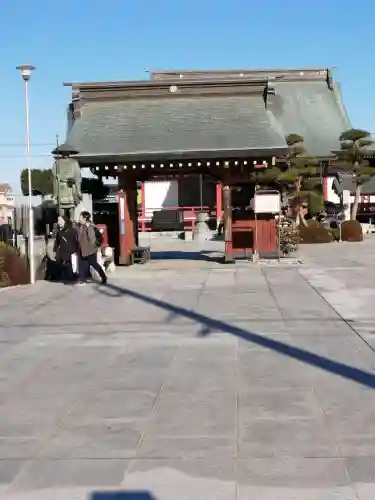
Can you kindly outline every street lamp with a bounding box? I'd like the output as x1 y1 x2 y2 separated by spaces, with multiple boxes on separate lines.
16 64 36 284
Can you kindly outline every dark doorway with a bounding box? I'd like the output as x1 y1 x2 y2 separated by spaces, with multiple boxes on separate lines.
178 175 216 207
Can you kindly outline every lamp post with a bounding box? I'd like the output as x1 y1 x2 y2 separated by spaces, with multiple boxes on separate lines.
16 64 36 284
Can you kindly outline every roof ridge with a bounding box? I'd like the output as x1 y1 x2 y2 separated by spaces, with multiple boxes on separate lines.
65 77 270 90
151 67 330 74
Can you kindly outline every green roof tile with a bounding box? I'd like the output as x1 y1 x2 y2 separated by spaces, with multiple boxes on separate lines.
268 81 351 157
66 74 351 161
67 93 287 160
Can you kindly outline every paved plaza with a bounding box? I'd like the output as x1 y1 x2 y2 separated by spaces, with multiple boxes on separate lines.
1 239 375 499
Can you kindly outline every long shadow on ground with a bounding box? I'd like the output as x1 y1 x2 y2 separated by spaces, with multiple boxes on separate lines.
92 492 157 500
150 250 221 262
96 282 375 390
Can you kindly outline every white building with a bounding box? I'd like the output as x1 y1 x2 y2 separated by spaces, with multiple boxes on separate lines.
0 183 15 222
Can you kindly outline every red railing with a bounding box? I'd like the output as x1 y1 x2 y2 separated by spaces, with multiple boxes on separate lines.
138 206 212 232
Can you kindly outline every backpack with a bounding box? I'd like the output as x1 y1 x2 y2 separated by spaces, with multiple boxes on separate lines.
94 226 104 248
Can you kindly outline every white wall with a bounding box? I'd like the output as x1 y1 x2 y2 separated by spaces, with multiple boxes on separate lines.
325 176 375 205
0 192 15 221
144 180 179 217
325 176 341 204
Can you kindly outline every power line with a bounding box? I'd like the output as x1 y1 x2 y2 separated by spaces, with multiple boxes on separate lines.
0 143 56 148
0 155 51 159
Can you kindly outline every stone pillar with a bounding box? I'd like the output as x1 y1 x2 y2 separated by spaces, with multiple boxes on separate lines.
223 185 234 263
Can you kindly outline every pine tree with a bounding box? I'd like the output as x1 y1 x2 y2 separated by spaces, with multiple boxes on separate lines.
20 169 54 198
21 169 109 201
252 134 321 225
334 129 374 219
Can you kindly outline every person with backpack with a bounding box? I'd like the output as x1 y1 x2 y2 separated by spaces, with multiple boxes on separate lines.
76 211 107 287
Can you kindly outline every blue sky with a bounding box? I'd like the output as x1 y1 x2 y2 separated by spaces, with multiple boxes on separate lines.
0 0 374 192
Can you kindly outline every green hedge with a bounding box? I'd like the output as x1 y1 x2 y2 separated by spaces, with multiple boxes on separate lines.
299 220 333 244
329 228 340 241
0 243 29 287
341 220 363 242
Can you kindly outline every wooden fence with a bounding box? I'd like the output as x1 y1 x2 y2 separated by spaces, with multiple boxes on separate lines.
232 219 277 256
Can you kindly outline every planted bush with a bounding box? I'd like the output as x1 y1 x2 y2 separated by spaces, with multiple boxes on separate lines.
277 219 299 256
0 243 28 287
304 218 322 228
329 228 341 241
299 221 333 244
341 220 363 242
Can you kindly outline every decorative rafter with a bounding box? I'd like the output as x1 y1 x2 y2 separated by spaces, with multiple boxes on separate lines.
89 156 278 177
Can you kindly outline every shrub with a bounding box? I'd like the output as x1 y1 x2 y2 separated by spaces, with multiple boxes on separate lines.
0 243 29 287
277 219 299 256
329 228 341 241
299 223 333 244
305 219 323 228
308 193 324 216
340 220 363 242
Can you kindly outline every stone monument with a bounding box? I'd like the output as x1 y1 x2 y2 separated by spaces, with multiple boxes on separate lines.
51 143 82 220
193 211 211 241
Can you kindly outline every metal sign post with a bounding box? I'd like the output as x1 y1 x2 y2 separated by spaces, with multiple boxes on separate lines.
199 174 203 211
55 135 60 215
277 212 281 262
254 211 258 261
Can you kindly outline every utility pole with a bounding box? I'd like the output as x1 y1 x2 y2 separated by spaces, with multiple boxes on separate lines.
55 134 60 215
16 64 36 284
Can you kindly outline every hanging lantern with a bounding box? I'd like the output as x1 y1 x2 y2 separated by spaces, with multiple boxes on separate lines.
254 160 268 169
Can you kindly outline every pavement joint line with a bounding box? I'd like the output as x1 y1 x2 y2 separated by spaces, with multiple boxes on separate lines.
298 267 375 357
0 318 361 329
309 385 360 498
124 343 181 474
2 246 375 495
0 343 74 406
195 270 210 336
235 334 239 500
4 345 130 492
310 386 344 458
260 267 286 324
3 288 73 328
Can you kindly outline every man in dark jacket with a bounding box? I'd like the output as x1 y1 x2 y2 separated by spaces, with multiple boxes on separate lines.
53 216 79 283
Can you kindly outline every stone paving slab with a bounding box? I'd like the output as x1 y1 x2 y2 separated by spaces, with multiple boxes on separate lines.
0 238 375 498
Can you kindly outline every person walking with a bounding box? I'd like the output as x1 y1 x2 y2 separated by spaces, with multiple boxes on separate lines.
53 215 79 283
76 211 107 287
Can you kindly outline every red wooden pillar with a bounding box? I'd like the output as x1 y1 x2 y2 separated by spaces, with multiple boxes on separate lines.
117 174 138 265
117 190 135 265
216 183 222 221
223 185 234 263
323 176 328 201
